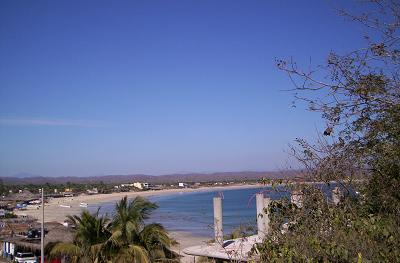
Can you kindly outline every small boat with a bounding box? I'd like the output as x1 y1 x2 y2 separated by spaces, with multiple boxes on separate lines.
59 204 71 208
79 203 88 208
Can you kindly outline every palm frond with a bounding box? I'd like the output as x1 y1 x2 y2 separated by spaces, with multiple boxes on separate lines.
107 229 123 247
49 242 81 258
125 244 150 263
140 223 173 249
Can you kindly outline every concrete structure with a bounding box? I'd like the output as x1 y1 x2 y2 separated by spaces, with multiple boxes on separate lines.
255 193 271 239
263 197 271 237
184 235 261 262
183 193 271 262
213 197 223 245
178 182 188 188
256 193 265 238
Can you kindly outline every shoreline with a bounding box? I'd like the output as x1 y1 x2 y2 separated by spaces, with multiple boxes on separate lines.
15 183 263 223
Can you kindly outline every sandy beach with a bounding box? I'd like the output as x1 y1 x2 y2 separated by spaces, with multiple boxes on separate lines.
14 184 262 259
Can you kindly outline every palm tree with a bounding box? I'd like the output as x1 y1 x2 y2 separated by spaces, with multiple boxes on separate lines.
47 196 178 263
107 196 178 263
47 209 111 263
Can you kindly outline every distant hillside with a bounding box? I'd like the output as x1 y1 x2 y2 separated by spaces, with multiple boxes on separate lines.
12 172 41 178
0 171 300 185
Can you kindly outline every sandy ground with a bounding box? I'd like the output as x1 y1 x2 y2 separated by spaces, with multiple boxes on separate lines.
14 184 262 262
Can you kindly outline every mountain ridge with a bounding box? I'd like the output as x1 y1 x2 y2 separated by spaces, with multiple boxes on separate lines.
0 171 299 185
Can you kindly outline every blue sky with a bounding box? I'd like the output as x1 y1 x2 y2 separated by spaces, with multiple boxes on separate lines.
0 0 364 177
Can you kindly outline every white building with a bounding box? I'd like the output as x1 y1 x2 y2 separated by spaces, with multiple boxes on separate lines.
133 182 149 189
178 182 188 188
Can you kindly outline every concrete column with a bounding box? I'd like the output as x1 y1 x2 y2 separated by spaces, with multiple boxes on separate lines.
264 198 271 236
213 197 223 244
256 193 266 239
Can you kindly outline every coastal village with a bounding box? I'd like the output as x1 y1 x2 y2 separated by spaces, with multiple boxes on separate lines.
0 179 343 263
0 180 262 263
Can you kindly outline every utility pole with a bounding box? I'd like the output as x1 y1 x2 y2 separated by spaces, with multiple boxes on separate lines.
41 188 44 263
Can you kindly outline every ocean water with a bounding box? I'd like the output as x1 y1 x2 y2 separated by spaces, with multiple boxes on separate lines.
90 187 289 237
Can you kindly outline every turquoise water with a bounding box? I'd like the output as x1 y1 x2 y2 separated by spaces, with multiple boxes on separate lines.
91 187 288 237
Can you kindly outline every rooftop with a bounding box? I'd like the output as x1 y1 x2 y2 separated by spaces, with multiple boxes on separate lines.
1 222 74 250
183 235 260 262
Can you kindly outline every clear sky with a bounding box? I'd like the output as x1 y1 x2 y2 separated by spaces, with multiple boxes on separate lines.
0 0 364 177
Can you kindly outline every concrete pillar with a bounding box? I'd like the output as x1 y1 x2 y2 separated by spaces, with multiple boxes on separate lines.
264 197 271 236
213 197 223 244
256 193 266 239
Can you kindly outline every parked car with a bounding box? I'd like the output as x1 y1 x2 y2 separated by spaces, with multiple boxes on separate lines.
14 252 37 263
26 229 41 239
